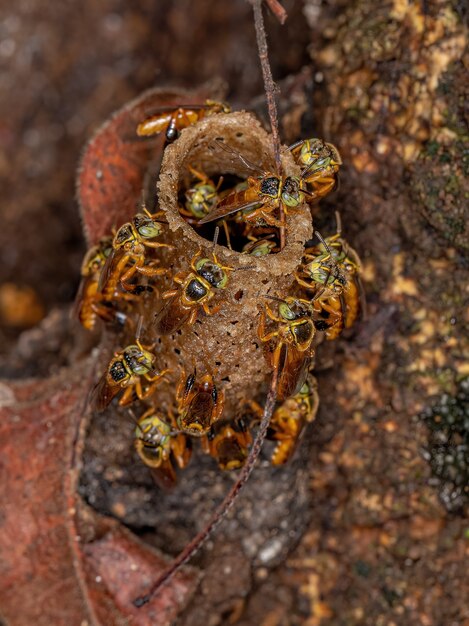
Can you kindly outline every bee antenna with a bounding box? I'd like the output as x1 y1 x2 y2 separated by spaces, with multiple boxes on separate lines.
128 408 144 435
139 190 149 215
314 230 334 258
212 226 220 250
265 294 287 304
286 139 303 152
301 187 318 199
334 210 342 235
135 315 144 343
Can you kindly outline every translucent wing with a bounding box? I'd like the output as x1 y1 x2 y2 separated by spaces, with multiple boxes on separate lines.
208 139 266 176
277 344 312 403
89 373 120 412
154 296 191 335
97 247 125 293
140 103 210 117
71 277 88 321
198 199 264 224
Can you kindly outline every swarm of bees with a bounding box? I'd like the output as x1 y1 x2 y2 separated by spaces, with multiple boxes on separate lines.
76 99 364 489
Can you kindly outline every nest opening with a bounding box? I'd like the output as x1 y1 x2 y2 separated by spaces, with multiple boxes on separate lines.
159 112 312 281
176 133 279 253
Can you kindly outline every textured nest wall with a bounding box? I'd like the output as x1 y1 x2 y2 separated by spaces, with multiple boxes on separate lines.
143 111 313 416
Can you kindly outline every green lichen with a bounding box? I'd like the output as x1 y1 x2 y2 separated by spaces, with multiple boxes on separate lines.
420 377 469 514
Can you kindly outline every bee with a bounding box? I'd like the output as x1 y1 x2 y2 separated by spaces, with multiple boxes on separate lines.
74 236 114 330
242 235 277 256
134 409 191 487
136 100 230 142
154 249 233 335
198 141 312 229
297 214 365 339
99 207 173 299
90 341 170 412
180 166 222 221
203 419 252 470
258 297 316 402
296 239 348 297
176 370 225 437
269 375 319 465
288 137 342 201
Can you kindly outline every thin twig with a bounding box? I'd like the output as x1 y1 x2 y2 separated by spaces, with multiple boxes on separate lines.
133 368 279 608
264 0 288 24
250 0 282 172
250 0 286 249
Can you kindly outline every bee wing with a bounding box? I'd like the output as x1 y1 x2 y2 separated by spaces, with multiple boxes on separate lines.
208 139 266 176
154 295 191 335
97 247 124 293
71 277 88 321
198 199 264 224
88 373 120 412
277 344 312 402
140 103 209 118
149 460 178 490
357 274 367 321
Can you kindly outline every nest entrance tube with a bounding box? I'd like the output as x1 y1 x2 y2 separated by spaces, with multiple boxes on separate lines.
155 111 313 418
159 111 312 256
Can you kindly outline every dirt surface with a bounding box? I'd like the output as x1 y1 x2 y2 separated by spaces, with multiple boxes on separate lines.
0 1 468 625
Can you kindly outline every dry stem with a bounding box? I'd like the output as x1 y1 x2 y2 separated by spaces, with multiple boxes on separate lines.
250 0 282 171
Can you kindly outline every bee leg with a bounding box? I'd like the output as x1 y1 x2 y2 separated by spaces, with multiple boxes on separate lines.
212 252 234 273
137 373 169 401
134 378 158 401
264 303 283 323
307 176 336 198
202 302 220 317
259 211 284 229
200 434 211 455
118 265 139 293
257 308 266 337
271 438 298 466
269 408 304 466
119 385 136 407
135 263 168 278
258 326 279 343
246 399 264 423
295 273 315 290
162 288 179 300
146 369 171 384
187 164 207 184
315 298 344 340
148 210 166 220
210 426 249 471
315 299 343 330
171 433 192 469
173 272 187 285
188 308 199 325
143 241 175 250
190 249 203 272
